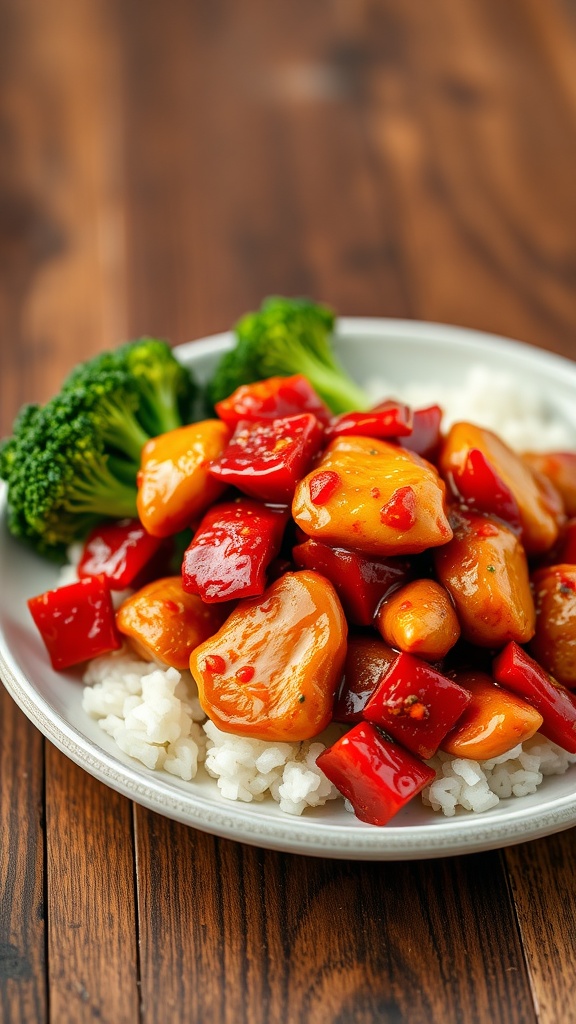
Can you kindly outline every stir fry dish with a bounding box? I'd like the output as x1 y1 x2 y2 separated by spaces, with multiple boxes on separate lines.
3 298 576 826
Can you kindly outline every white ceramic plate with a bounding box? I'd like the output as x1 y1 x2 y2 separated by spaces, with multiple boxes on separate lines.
2 319 576 860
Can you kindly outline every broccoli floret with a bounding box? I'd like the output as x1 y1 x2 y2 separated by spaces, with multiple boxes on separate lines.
64 339 196 438
0 405 41 480
1 410 138 559
207 296 370 413
0 338 196 559
117 337 197 435
205 345 262 411
60 365 151 465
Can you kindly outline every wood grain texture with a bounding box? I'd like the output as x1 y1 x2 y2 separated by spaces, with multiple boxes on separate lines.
135 817 535 1024
357 0 576 359
0 689 46 1024
45 747 139 1024
115 0 415 344
506 834 576 1024
0 0 127 420
115 0 576 358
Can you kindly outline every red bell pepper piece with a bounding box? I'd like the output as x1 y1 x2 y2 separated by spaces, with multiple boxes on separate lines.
493 641 576 753
316 722 436 826
363 652 471 760
333 636 397 723
325 401 413 442
447 448 522 530
398 405 443 461
181 499 289 602
77 518 165 589
292 538 411 626
28 575 121 671
208 413 324 503
215 374 332 427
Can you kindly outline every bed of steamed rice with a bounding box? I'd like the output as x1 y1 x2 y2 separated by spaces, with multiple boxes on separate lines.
82 652 340 815
367 364 576 452
76 365 576 819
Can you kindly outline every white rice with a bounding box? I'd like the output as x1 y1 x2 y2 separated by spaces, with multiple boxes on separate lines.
422 739 576 817
368 364 576 452
77 364 576 819
83 652 206 780
82 652 340 815
203 719 339 815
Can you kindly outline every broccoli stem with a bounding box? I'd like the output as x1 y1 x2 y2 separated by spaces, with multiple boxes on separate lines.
291 350 370 414
98 398 151 463
63 461 138 518
137 381 181 435
107 455 139 487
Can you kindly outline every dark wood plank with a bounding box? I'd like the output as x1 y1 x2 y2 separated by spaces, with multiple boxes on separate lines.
0 689 47 1024
116 0 414 344
115 0 576 360
358 0 576 359
0 0 129 420
506 834 576 1024
45 747 139 1024
135 816 535 1024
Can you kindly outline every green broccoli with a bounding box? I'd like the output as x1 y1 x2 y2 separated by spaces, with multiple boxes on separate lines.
0 404 41 481
206 296 369 413
64 338 196 436
0 410 138 558
0 338 196 558
116 337 197 435
59 363 151 465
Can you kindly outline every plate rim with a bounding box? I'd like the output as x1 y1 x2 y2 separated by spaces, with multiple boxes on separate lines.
2 316 576 860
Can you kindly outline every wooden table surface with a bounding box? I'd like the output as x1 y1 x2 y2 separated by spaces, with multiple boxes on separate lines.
2 1 576 1021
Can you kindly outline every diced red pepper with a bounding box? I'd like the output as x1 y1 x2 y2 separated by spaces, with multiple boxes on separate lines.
379 486 417 531
181 500 289 602
324 401 413 442
398 405 443 461
492 641 576 753
316 722 436 826
363 652 471 760
215 374 332 427
292 538 411 626
309 470 341 506
77 518 165 589
333 636 397 723
208 413 324 503
447 448 522 530
28 575 121 671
